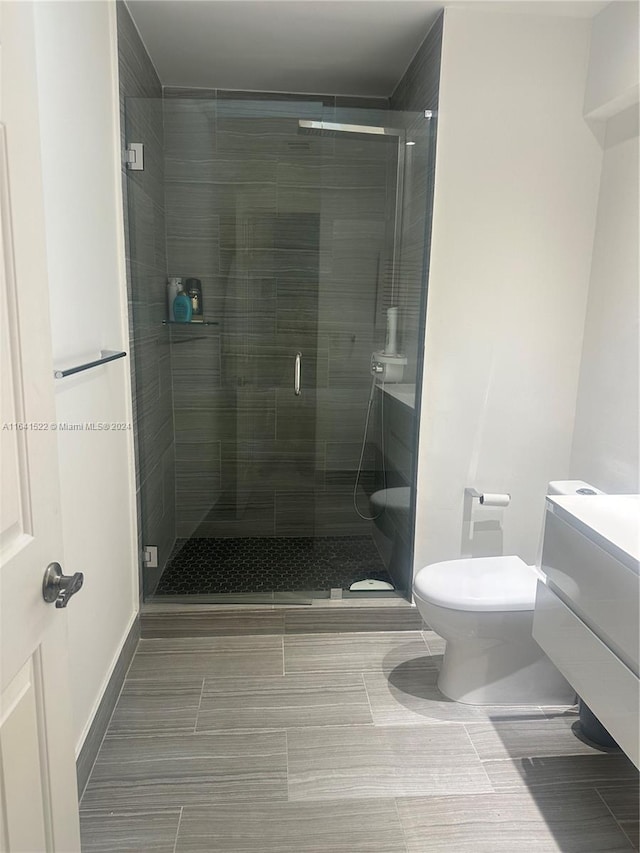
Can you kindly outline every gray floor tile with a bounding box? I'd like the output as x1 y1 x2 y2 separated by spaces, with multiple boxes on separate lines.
134 635 283 652
597 784 640 822
541 705 580 718
108 679 203 735
175 799 407 852
197 672 372 731
364 660 546 726
79 810 181 853
620 822 639 850
484 752 639 791
284 631 429 674
422 629 446 660
465 716 597 760
80 626 639 853
127 635 284 680
287 723 492 800
396 789 635 852
284 607 422 633
598 784 640 847
81 731 287 811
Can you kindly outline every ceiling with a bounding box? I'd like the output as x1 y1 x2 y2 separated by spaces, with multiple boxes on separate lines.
126 0 609 98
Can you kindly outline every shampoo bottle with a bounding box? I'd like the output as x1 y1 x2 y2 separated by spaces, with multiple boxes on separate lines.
167 276 183 321
173 286 193 323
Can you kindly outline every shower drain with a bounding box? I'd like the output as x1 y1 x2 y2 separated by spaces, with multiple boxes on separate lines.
349 579 395 591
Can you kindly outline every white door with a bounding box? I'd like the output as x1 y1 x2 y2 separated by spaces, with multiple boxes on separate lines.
0 2 82 851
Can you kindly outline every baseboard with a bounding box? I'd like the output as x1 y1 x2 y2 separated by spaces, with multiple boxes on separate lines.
76 616 140 799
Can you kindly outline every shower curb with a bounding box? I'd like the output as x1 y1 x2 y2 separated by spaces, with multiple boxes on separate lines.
140 604 423 638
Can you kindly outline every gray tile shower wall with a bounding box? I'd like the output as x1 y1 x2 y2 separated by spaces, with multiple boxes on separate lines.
164 89 396 539
117 2 176 594
391 12 443 386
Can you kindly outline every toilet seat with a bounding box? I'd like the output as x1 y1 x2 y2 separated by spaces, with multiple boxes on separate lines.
413 555 539 612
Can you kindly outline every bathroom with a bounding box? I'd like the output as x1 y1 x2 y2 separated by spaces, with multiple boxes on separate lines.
0 1 638 850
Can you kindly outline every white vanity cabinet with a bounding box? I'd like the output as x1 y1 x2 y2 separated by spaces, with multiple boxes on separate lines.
532 495 640 768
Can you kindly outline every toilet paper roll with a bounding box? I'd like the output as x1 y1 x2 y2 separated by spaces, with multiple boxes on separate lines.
479 493 511 507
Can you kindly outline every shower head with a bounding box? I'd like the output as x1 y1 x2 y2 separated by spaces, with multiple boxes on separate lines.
298 120 400 141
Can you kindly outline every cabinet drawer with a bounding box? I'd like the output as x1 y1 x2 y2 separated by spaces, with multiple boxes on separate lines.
533 581 639 768
542 510 639 674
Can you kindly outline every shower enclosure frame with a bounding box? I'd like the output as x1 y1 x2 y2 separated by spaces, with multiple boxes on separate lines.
124 93 436 605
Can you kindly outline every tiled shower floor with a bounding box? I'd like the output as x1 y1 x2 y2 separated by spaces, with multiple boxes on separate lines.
155 536 392 595
80 629 639 852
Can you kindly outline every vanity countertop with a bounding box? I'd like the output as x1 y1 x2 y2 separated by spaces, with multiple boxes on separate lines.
547 494 640 572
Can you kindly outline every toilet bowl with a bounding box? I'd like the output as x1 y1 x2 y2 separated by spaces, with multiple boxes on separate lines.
413 555 574 705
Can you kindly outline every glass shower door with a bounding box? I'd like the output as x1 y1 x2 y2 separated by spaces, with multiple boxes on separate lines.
157 96 332 598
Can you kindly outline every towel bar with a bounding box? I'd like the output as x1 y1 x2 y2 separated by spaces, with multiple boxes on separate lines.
53 349 126 379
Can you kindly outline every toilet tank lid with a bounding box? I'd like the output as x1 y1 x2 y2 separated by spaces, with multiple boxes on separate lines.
413 556 539 612
547 480 604 495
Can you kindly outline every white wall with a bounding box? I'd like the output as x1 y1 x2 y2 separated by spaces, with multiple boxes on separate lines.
584 1 639 118
570 113 639 493
413 8 603 571
33 1 138 754
570 2 639 494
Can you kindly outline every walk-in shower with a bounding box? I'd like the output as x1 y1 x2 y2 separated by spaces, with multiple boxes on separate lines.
124 93 436 602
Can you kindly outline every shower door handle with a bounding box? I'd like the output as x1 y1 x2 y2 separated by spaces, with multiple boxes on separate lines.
294 351 302 396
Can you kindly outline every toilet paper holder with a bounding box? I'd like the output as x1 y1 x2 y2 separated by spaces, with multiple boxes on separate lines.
465 488 511 507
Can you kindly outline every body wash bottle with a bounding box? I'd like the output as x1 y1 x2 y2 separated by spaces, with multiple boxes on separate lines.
173 285 193 323
167 276 182 321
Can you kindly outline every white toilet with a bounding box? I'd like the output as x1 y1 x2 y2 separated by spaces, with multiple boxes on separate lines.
412 481 600 706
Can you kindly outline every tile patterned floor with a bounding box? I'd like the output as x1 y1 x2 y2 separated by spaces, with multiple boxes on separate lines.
156 536 392 595
80 630 640 852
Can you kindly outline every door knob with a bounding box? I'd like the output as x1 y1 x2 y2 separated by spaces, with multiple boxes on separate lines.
42 562 84 608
